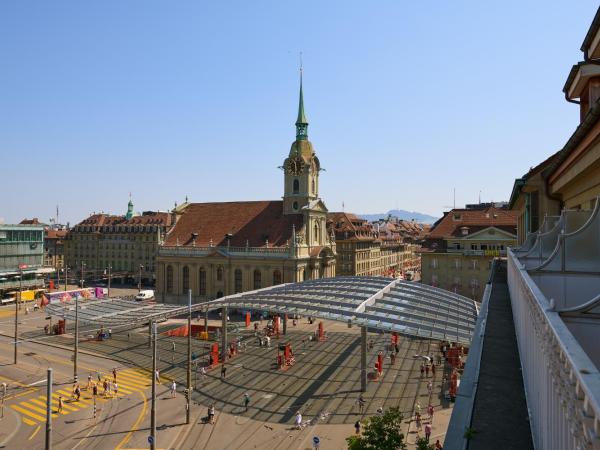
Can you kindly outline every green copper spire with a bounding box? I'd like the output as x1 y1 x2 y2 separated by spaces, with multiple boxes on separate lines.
295 69 308 140
126 195 134 220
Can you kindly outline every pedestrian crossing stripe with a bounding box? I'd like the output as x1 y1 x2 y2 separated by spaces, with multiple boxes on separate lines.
10 368 153 426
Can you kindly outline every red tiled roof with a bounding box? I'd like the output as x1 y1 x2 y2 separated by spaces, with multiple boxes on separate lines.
426 207 518 239
46 229 67 239
20 218 41 225
164 201 302 247
77 212 172 228
328 212 376 241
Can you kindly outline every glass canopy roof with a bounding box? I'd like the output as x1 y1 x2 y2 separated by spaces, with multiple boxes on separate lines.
46 276 478 345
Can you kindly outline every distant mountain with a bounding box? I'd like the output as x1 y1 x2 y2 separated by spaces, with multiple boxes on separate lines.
359 210 439 224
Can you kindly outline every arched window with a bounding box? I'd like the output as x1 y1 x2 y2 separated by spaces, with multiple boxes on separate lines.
166 265 173 293
234 269 243 293
273 269 282 285
293 178 299 194
311 178 315 194
314 222 319 245
253 269 261 290
182 265 190 291
217 266 223 281
199 268 206 296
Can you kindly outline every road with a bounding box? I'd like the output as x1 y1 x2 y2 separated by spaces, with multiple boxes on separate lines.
0 303 453 449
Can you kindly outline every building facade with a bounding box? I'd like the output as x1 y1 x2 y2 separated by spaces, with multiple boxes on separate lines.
63 202 173 285
420 205 518 300
328 212 423 278
155 77 337 304
0 224 51 297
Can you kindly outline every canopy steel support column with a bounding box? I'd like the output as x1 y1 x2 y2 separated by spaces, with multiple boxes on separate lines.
221 307 228 364
148 321 152 348
283 315 287 335
361 326 367 392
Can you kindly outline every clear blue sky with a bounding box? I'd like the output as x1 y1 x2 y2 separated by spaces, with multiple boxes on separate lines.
1 1 598 225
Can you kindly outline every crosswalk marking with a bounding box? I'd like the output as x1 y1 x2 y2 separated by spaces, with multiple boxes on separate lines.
10 368 153 426
11 404 47 422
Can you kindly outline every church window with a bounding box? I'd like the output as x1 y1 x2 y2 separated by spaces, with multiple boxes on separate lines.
253 269 261 289
234 269 243 293
293 201 298 210
293 179 299 194
273 269 282 285
312 178 315 194
217 266 223 281
166 265 173 293
182 265 190 291
199 268 206 296
314 222 320 245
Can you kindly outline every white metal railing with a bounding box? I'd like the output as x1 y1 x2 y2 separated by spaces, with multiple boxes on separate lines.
507 249 600 450
446 249 507 257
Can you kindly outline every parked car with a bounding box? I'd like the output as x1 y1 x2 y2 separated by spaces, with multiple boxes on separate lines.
135 290 155 301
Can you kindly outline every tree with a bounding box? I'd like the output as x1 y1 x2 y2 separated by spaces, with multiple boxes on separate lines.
415 437 434 450
346 407 407 450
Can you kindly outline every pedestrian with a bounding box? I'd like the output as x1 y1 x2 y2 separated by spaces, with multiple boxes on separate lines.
432 362 436 376
420 363 425 377
103 379 108 396
354 420 361 435
295 411 302 429
416 412 422 430
97 371 102 382
424 422 432 442
75 384 81 401
368 339 374 350
221 365 227 379
427 380 433 395
87 374 92 390
436 354 442 365
92 384 98 397
357 394 366 414
114 382 119 399
415 401 422 415
155 369 160 384
200 366 206 379
425 364 430 377
208 404 215 424
395 343 399 354
390 352 396 365
243 393 250 411
108 328 112 338
112 368 117 383
435 439 443 450
428 404 435 422
170 380 177 398
57 396 63 413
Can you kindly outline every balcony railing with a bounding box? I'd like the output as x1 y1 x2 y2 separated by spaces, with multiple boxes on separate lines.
507 248 600 449
159 245 290 259
446 248 506 257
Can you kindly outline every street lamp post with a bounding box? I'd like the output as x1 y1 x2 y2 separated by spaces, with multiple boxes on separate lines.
186 289 192 424
80 262 85 288
107 265 112 297
74 262 84 383
14 268 22 364
63 266 68 291
1 382 6 419
46 368 52 450
138 264 144 292
150 321 157 450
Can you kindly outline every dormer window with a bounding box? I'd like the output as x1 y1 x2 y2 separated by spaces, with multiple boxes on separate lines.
453 213 462 221
461 226 469 236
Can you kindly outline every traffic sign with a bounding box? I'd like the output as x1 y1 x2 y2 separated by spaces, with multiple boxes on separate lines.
148 435 154 445
313 436 320 449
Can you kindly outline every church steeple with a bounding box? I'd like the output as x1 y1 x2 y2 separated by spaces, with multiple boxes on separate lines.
126 194 134 220
295 69 308 140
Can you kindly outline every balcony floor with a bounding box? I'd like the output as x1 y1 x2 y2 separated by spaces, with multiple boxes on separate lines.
468 261 533 450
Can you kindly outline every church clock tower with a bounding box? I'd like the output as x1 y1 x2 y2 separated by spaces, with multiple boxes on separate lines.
283 71 321 215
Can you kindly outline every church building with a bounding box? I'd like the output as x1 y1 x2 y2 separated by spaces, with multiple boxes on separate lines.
155 76 336 304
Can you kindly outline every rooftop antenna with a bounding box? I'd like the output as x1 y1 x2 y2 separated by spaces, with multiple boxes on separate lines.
479 190 482 204
453 188 456 209
342 201 345 211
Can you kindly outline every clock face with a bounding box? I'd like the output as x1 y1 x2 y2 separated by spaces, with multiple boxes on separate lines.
286 156 304 175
